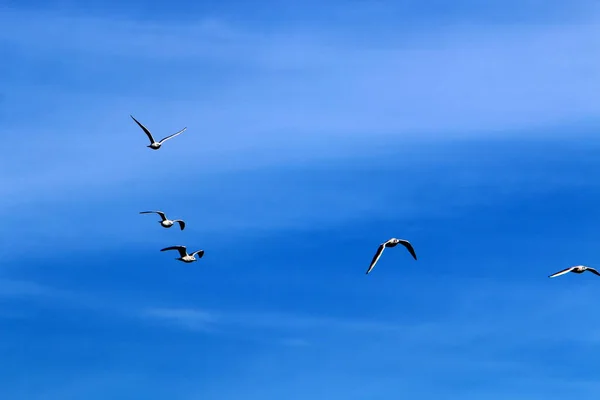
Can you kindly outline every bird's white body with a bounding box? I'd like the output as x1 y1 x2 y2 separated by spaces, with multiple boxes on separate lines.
149 142 162 150
161 220 174 228
180 255 198 263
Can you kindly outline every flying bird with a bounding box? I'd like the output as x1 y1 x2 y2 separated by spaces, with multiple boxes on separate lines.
548 265 600 278
130 115 187 150
161 245 205 263
366 238 417 275
140 210 185 230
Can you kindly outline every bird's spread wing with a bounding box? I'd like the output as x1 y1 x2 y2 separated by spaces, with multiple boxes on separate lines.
161 246 187 257
586 267 600 276
398 239 417 260
140 210 167 220
366 244 386 274
548 267 574 278
130 115 155 144
158 127 187 144
174 220 185 230
192 250 204 258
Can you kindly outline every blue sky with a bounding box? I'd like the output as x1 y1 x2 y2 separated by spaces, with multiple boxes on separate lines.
2 0 600 398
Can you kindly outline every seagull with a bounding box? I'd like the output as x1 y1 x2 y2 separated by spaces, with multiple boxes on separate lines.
366 238 417 275
548 265 600 278
139 210 185 230
130 115 187 150
161 245 204 263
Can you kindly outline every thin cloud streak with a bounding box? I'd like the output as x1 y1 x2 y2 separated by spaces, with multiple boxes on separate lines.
0 277 539 345
139 277 600 347
0 279 64 299
141 308 217 332
141 306 408 333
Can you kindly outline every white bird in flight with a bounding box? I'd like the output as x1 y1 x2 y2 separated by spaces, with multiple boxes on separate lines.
161 245 205 263
366 238 417 275
130 115 187 150
140 210 185 230
548 265 600 278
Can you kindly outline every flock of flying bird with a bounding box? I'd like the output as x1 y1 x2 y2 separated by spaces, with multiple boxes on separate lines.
131 115 205 264
130 114 597 279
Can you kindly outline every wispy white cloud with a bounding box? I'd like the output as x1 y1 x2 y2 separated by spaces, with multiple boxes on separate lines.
141 307 217 332
0 9 599 194
3 7 600 145
0 279 60 298
0 9 256 60
3 6 600 135
279 337 310 347
138 306 412 339
0 278 148 321
138 276 600 347
1 6 600 248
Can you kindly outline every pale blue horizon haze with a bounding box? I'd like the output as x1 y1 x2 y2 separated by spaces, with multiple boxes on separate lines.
2 0 600 399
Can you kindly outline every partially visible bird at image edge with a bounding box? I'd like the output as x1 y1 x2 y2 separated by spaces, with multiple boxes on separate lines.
548 265 600 278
